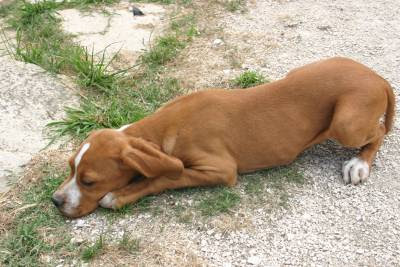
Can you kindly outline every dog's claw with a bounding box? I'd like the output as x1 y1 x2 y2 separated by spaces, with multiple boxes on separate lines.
342 157 369 185
99 192 117 209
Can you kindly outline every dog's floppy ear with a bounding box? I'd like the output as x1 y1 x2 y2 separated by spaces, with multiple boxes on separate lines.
121 137 183 179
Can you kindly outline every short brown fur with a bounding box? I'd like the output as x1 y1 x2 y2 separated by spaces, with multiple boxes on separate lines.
53 57 395 217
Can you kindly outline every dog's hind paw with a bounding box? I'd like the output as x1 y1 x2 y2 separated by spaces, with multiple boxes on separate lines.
342 157 369 185
99 192 117 209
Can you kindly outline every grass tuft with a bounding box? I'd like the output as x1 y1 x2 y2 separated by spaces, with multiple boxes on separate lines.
140 35 186 69
47 98 148 139
0 165 72 266
69 46 129 94
232 70 267 88
132 0 175 4
196 187 240 216
81 236 105 262
71 0 119 6
134 77 183 111
222 0 245 12
118 232 140 254
17 0 59 26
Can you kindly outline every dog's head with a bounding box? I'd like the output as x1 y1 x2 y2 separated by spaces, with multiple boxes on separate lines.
52 129 183 218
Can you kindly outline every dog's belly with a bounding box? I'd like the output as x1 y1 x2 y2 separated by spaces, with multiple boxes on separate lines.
230 111 328 173
235 139 303 173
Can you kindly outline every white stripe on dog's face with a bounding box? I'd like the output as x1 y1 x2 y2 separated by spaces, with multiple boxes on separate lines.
63 143 91 212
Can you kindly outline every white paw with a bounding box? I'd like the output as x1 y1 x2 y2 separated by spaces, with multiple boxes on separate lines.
342 157 370 185
99 192 116 209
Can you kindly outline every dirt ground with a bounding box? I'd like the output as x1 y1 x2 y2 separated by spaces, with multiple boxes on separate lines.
2 0 400 266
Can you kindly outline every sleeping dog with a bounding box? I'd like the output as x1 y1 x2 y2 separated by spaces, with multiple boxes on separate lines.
52 57 395 218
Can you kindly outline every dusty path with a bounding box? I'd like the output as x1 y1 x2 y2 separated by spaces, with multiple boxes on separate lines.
65 1 400 266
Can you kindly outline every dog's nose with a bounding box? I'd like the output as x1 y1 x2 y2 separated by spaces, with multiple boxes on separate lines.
51 194 64 208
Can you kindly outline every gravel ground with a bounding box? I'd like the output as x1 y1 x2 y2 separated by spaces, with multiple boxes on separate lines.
65 0 400 265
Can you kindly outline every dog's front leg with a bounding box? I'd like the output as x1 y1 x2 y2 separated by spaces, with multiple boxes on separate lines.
99 165 237 209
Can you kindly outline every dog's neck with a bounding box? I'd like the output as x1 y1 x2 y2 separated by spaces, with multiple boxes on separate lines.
122 116 166 147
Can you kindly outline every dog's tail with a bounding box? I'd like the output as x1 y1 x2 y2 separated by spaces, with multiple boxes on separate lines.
384 83 395 134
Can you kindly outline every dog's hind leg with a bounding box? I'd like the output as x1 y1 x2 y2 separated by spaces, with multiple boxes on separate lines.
341 125 386 185
329 98 388 185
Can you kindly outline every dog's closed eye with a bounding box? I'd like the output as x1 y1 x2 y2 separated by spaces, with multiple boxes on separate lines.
81 178 95 187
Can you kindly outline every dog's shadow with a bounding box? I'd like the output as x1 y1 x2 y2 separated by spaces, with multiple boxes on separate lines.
289 139 360 184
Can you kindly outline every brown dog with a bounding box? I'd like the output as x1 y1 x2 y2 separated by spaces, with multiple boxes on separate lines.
52 57 395 218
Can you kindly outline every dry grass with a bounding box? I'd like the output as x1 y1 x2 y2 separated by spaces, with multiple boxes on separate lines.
0 148 72 232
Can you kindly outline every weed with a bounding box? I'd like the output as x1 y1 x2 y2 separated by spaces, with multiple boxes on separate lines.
81 235 105 262
12 15 71 73
18 0 59 26
132 0 175 4
170 14 197 39
69 46 128 94
226 47 242 69
118 232 140 254
70 0 119 6
2 223 46 266
196 187 240 216
0 165 72 266
141 35 186 69
223 0 245 12
232 70 267 88
244 172 264 195
47 98 148 139
178 0 192 5
134 77 183 110
132 196 156 213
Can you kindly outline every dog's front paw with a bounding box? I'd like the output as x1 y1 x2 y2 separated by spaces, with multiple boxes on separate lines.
99 192 117 209
342 157 370 185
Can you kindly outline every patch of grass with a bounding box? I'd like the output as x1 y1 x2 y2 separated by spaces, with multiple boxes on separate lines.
69 47 129 94
131 0 175 4
81 236 105 262
132 196 157 213
48 97 148 139
264 166 306 188
244 173 264 195
242 165 306 207
196 187 240 216
141 35 186 69
244 166 305 193
118 232 140 254
174 204 194 224
0 165 72 266
222 0 245 12
46 11 192 138
10 9 71 72
170 14 198 39
134 77 183 110
232 70 267 88
71 0 119 6
15 0 59 26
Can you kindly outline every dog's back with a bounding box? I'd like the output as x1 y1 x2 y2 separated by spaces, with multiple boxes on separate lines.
147 57 394 173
